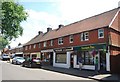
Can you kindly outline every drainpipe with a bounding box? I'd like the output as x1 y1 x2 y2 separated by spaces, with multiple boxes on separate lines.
106 27 111 71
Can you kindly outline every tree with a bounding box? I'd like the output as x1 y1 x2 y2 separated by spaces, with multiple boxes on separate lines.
0 36 9 49
0 1 28 49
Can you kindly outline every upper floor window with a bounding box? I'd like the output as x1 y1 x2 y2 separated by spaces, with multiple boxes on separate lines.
38 43 41 48
69 35 73 43
29 45 31 49
58 37 63 45
98 29 104 38
33 44 36 48
81 32 89 41
25 46 28 50
43 42 47 47
50 40 53 46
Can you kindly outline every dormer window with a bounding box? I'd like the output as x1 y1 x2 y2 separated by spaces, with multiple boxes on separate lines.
33 44 36 48
43 42 47 47
69 35 73 43
81 32 89 41
29 45 31 49
98 29 104 38
58 37 63 45
25 46 28 50
38 43 41 48
50 40 53 46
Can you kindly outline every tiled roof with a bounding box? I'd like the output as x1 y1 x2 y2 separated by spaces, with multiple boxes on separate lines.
25 33 43 45
25 8 119 45
40 8 119 41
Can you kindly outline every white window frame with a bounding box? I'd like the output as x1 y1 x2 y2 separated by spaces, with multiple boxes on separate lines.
38 43 41 48
33 44 36 49
69 35 73 43
43 42 47 47
98 29 104 38
84 32 89 41
81 32 89 41
25 46 28 50
50 40 53 46
29 45 31 49
58 37 63 45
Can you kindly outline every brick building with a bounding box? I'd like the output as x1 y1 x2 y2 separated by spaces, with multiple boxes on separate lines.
23 8 120 73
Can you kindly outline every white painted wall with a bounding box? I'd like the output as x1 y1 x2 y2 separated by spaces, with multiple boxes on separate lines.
106 52 110 71
53 51 71 68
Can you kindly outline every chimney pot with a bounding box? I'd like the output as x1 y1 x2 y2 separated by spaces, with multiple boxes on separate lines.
58 24 64 29
38 31 43 35
47 27 52 32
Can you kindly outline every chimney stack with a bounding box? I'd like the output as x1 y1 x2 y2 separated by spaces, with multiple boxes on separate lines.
58 24 64 29
38 31 43 35
118 1 120 8
47 27 52 32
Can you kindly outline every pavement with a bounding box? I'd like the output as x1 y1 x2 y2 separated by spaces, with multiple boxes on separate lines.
41 65 120 81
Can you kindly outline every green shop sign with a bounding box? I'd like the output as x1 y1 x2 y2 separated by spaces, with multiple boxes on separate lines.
73 44 106 51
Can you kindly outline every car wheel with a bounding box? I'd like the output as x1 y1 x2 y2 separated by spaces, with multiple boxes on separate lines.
21 64 24 67
12 61 13 64
28 64 32 68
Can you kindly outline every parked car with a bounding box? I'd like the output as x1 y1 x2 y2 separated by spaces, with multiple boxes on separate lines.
1 54 10 61
21 58 42 68
12 57 25 65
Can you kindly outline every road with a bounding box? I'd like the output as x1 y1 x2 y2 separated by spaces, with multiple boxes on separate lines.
0 61 100 81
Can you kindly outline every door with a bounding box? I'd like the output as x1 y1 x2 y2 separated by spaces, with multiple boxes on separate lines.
100 51 106 71
70 55 74 68
50 52 53 65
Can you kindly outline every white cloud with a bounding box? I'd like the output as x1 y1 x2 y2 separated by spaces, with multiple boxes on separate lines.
58 0 119 24
9 0 120 47
10 9 62 47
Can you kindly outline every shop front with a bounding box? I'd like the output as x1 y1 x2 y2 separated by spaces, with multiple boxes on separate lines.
30 52 41 59
53 47 73 68
23 53 30 58
41 49 54 66
73 44 110 71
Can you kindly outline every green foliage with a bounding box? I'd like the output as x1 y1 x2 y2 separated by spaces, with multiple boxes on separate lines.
0 36 9 49
1 1 28 40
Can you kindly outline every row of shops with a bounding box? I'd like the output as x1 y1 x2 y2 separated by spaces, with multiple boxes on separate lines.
23 43 110 72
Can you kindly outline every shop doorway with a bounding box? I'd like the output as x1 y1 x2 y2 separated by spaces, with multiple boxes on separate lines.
99 51 106 71
49 52 53 65
70 55 74 68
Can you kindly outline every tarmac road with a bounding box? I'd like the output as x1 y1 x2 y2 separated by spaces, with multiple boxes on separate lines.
1 61 96 80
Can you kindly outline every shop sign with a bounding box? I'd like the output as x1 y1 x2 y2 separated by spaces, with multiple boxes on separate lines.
63 47 73 51
55 49 63 52
55 47 73 52
73 44 106 51
81 46 95 50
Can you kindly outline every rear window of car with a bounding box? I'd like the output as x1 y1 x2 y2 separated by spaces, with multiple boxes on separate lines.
3 54 8 56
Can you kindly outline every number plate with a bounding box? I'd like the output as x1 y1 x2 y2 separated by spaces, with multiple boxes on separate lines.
37 62 40 64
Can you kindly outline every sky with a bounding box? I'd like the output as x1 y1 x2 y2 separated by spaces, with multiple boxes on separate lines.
9 0 120 48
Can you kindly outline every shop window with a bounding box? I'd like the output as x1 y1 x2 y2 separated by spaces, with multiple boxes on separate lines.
50 40 53 46
98 29 104 38
58 37 63 45
69 35 73 43
33 44 36 48
55 53 66 63
43 42 47 47
77 51 94 65
81 32 89 41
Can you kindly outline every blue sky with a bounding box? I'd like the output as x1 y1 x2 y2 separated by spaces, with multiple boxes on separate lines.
9 0 120 48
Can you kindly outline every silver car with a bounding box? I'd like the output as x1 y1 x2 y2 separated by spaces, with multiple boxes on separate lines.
1 54 10 61
12 57 25 65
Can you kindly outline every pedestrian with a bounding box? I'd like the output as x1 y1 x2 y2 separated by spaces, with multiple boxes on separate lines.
95 56 99 73
78 57 83 70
